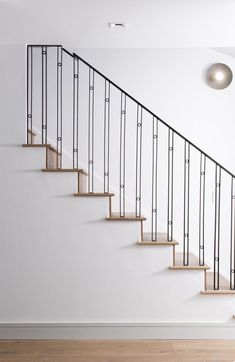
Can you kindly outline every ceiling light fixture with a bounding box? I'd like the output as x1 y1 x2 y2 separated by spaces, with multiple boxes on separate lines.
108 22 126 29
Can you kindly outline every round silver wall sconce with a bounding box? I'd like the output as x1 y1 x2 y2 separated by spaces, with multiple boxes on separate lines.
206 63 233 90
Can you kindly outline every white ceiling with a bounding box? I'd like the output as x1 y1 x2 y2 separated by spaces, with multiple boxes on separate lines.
1 0 235 48
212 48 235 58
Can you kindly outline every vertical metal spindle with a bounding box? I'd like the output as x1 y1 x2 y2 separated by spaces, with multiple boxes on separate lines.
120 92 126 217
136 105 143 218
73 57 79 169
88 68 95 193
151 116 158 241
56 46 63 168
230 177 235 289
214 164 221 290
104 80 110 194
199 153 206 266
27 46 33 144
183 141 190 266
167 129 174 241
42 46 47 144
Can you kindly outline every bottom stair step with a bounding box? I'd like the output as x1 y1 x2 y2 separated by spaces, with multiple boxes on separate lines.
169 252 210 270
201 272 235 295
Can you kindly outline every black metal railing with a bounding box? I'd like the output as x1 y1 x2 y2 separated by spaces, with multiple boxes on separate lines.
26 44 235 290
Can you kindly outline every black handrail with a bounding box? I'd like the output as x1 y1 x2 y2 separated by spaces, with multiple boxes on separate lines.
64 48 235 178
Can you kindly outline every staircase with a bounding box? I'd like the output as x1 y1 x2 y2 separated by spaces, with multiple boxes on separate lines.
24 44 235 296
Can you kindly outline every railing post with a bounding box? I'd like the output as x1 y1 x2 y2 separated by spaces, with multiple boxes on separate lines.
214 165 221 290
42 46 47 145
199 153 206 266
88 67 95 193
104 80 110 194
167 129 174 241
56 46 63 168
183 141 190 265
73 56 79 169
27 45 33 144
119 92 126 217
230 176 235 289
151 116 158 241
135 105 143 218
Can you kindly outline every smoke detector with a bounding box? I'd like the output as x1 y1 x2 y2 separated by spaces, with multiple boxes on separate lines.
108 22 127 29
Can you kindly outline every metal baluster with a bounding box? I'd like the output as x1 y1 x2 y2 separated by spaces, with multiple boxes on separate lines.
167 129 174 241
214 165 221 290
183 141 190 265
136 105 143 218
199 153 206 266
27 46 33 144
104 80 110 194
73 56 79 169
88 68 95 193
230 177 235 289
120 92 126 217
42 46 47 144
151 116 158 241
57 46 63 168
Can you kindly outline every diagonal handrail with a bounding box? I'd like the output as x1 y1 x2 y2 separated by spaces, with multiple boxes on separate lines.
62 48 235 179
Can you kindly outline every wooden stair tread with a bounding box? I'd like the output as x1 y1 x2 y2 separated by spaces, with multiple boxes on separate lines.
169 252 210 270
74 192 114 197
138 232 178 245
201 272 235 294
201 290 235 295
139 232 178 245
42 168 87 175
137 241 178 246
106 213 146 221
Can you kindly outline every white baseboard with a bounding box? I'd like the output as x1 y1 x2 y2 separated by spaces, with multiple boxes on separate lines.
1 322 235 339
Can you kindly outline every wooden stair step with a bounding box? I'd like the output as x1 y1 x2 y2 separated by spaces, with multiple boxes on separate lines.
74 192 114 197
106 212 146 221
42 168 87 175
137 241 178 246
138 232 178 246
169 252 210 270
201 272 235 295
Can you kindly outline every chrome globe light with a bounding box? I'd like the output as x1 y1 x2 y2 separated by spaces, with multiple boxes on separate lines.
206 63 233 90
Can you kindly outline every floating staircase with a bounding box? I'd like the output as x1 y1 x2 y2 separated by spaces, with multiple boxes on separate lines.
24 44 235 299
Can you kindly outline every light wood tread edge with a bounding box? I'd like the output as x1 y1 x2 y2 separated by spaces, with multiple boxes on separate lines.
42 168 87 175
201 290 235 295
106 216 146 221
74 193 114 197
137 241 178 246
169 265 210 270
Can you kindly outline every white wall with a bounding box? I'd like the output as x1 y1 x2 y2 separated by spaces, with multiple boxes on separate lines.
1 45 235 338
